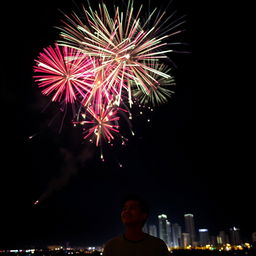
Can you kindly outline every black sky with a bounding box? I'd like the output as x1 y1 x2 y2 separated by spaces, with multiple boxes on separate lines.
1 0 255 249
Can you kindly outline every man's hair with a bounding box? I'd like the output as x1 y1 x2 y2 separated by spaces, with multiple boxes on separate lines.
121 194 150 215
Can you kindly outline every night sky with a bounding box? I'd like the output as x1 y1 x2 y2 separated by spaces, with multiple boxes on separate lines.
1 0 254 250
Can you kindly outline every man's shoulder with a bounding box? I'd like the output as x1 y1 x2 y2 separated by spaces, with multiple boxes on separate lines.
146 235 170 255
104 235 124 246
103 235 125 255
146 234 167 244
103 234 170 256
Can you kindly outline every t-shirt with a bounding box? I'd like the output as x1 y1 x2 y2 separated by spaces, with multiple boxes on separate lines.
103 234 170 256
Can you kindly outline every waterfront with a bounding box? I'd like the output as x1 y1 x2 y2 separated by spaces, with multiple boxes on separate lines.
1 244 256 256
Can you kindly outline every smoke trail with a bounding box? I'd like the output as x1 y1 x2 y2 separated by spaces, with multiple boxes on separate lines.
34 145 94 205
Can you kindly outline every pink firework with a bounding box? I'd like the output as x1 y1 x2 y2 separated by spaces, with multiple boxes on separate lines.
75 104 120 147
34 44 95 104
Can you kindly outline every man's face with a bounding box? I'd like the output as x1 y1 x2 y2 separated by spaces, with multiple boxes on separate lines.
121 200 148 226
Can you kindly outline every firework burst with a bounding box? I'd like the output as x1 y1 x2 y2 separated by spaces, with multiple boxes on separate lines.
132 60 175 106
74 104 120 147
34 44 95 104
33 0 185 157
57 0 183 107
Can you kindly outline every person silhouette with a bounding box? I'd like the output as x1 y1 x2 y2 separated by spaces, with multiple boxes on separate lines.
103 195 170 256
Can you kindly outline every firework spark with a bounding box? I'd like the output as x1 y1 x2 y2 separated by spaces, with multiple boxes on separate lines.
34 44 95 104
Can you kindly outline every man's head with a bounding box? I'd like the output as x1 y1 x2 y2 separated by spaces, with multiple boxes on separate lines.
120 195 149 227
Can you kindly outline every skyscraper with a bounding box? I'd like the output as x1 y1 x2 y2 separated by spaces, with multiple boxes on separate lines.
252 232 256 243
172 223 182 248
142 223 148 233
182 233 190 248
166 220 172 247
149 224 158 237
158 214 169 245
218 230 229 245
229 227 241 245
199 229 210 246
184 213 197 245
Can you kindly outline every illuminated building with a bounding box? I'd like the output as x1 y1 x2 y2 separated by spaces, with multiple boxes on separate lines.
143 223 148 233
252 232 256 242
182 232 190 247
229 227 241 245
218 230 229 245
166 220 173 247
199 229 210 246
149 224 158 237
158 214 169 245
210 235 217 246
184 213 197 245
172 223 182 248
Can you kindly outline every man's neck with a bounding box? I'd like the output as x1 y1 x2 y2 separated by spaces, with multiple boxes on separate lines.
124 226 147 241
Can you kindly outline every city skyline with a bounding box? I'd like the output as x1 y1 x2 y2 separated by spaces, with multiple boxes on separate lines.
143 212 255 248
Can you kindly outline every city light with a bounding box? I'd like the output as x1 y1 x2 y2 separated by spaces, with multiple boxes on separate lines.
184 213 194 217
1 214 255 255
199 229 208 232
0 241 255 256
